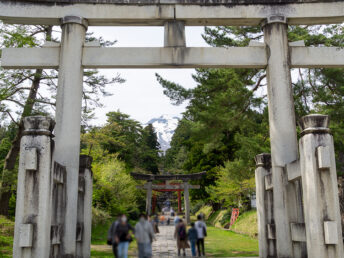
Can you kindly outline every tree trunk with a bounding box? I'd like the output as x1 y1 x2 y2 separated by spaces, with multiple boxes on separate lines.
3 68 43 171
0 26 52 216
0 191 12 216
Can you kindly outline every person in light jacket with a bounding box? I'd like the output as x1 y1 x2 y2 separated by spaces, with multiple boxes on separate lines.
135 214 155 258
195 215 207 257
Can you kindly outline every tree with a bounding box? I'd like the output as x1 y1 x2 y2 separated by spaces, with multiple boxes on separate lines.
139 124 160 174
92 157 141 217
81 111 161 173
0 23 124 215
158 24 344 207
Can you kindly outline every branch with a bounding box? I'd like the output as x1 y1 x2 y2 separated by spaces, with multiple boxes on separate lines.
3 98 25 108
5 111 19 126
251 74 266 92
35 99 56 106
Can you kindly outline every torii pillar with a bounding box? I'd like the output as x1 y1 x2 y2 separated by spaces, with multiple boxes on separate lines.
263 16 304 257
53 16 88 255
183 180 191 224
146 181 153 216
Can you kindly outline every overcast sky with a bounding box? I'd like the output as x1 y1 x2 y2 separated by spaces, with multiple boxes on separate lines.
87 26 209 125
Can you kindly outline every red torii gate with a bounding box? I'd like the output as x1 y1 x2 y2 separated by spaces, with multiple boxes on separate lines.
131 172 205 223
151 182 189 214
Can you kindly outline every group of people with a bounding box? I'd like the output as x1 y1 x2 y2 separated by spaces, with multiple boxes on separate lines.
174 214 207 257
108 214 155 258
107 213 207 258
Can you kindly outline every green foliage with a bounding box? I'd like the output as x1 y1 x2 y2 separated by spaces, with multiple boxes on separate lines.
92 207 111 227
159 23 344 209
0 215 14 257
219 209 232 228
80 110 161 218
81 111 160 173
190 200 205 214
231 210 258 238
139 124 161 174
92 157 140 217
195 205 213 220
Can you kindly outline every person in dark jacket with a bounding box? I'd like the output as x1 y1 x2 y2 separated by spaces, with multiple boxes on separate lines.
187 222 198 257
174 219 189 256
114 215 135 258
108 215 121 258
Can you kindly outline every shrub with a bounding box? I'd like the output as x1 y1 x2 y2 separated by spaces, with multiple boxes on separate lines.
92 207 111 227
220 209 232 228
191 200 205 214
92 158 141 217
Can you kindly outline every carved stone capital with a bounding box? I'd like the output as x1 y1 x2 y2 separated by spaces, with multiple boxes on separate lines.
23 116 55 136
79 155 93 170
255 153 271 169
261 15 287 28
299 114 330 136
60 16 88 30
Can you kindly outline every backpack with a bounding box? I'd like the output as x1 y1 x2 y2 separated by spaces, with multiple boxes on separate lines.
178 225 187 240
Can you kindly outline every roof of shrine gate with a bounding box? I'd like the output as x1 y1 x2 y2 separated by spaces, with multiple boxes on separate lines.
131 172 206 181
4 0 340 4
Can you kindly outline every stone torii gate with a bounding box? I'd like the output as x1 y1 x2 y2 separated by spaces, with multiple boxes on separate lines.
1 0 344 257
131 172 205 223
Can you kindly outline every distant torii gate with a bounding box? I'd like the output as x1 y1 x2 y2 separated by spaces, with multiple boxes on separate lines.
150 182 199 214
131 172 205 223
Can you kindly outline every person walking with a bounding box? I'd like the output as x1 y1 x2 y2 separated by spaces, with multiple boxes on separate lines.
135 213 155 258
174 215 180 225
160 214 165 225
108 215 121 258
153 214 160 233
187 222 198 257
174 219 190 256
114 215 135 258
195 215 207 257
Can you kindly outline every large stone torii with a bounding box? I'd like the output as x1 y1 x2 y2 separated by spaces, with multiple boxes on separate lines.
1 0 344 258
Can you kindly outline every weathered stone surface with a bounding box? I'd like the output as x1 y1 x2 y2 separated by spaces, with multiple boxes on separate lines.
299 114 330 135
255 153 271 169
255 153 276 258
290 223 306 242
23 115 55 134
264 19 298 257
53 17 87 256
286 159 301 182
164 20 185 48
4 0 339 5
13 116 55 258
299 114 344 257
2 1 344 26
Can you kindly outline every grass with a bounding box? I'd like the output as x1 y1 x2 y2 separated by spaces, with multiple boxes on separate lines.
196 205 214 220
230 210 258 238
91 220 137 257
205 226 258 257
0 216 14 258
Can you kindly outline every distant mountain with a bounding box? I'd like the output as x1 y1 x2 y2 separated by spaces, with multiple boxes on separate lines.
146 114 180 152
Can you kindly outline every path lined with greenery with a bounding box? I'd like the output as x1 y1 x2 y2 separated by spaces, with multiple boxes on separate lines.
90 223 258 257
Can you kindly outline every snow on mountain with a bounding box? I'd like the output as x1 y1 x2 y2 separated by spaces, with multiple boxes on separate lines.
146 114 180 152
